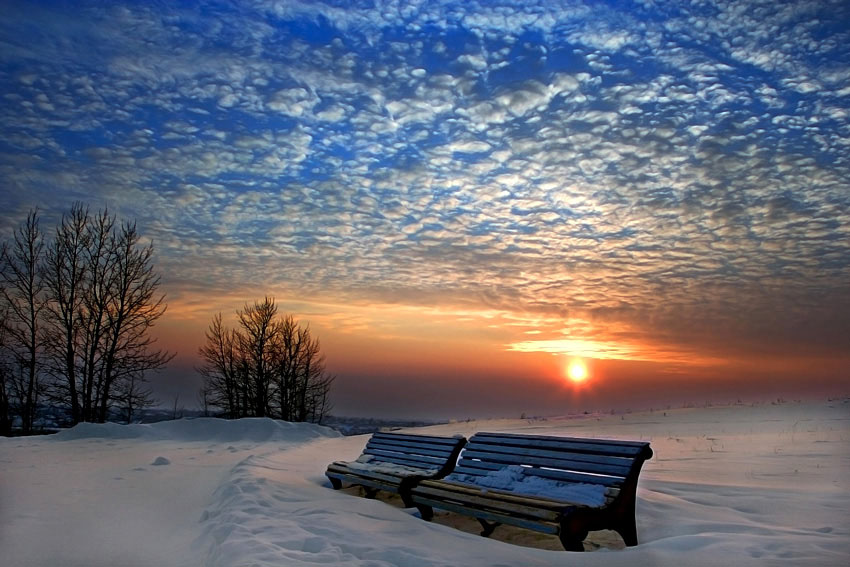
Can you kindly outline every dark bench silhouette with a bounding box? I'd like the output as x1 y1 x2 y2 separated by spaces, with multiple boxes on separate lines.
326 431 466 507
409 432 653 551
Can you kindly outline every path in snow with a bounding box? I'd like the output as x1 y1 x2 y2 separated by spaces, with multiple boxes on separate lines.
0 418 339 567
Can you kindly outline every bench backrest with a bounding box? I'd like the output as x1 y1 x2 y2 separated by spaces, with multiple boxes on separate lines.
364 432 466 474
454 432 652 490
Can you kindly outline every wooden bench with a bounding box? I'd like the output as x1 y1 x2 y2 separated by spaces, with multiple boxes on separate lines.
409 432 653 551
326 431 466 507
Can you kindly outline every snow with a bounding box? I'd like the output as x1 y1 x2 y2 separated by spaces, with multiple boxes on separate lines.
342 454 440 477
1 401 849 566
445 465 609 507
52 416 337 444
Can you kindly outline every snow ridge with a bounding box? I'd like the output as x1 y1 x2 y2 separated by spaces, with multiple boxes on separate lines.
52 417 341 443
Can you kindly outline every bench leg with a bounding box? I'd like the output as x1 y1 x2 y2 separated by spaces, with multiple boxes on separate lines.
416 504 434 521
559 516 588 552
612 482 639 546
558 530 587 552
614 521 638 547
478 519 500 537
328 477 342 490
398 478 416 508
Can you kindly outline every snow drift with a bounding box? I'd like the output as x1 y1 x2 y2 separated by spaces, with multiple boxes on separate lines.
52 416 341 443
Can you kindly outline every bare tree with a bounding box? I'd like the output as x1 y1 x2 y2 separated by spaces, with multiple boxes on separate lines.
299 335 334 423
197 313 241 418
275 318 331 422
275 314 299 421
77 208 115 423
0 212 48 434
43 203 90 423
237 297 278 418
0 283 13 435
2 204 174 430
93 218 173 422
115 370 155 423
198 298 334 423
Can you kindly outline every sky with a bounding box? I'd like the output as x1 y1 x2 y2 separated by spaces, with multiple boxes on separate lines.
1 0 848 419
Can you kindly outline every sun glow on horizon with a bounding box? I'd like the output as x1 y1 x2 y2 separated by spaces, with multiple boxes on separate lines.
566 358 589 383
508 337 727 366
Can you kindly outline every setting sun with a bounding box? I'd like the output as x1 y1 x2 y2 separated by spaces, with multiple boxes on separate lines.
566 359 589 383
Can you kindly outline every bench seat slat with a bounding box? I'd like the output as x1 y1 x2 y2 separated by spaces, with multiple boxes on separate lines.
326 473 404 495
415 496 562 534
327 470 398 489
329 458 423 475
412 484 563 521
419 479 589 511
326 464 407 484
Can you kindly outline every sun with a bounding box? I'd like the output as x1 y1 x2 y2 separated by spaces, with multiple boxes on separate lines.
566 359 589 383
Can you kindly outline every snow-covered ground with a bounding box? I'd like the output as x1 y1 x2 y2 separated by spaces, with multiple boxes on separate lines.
1 401 848 566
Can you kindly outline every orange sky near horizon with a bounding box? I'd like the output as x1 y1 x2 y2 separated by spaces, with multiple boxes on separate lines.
149 289 848 419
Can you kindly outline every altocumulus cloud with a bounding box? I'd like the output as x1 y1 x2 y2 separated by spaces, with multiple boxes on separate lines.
0 0 848 366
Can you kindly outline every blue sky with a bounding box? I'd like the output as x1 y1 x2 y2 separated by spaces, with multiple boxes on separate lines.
1 0 848 417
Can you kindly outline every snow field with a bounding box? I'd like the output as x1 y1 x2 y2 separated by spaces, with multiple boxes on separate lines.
1 401 848 566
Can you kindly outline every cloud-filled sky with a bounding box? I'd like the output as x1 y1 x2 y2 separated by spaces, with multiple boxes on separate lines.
1 0 848 418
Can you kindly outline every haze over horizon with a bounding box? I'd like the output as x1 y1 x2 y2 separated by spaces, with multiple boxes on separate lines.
1 0 848 420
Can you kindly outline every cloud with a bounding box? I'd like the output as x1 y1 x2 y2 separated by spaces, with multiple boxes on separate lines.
0 0 847 371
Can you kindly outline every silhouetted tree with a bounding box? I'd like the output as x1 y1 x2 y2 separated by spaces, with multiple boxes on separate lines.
116 370 155 423
42 203 89 423
2 204 173 431
0 289 13 435
0 212 48 434
198 298 334 423
92 216 172 422
237 297 278 418
274 314 333 422
197 313 241 418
